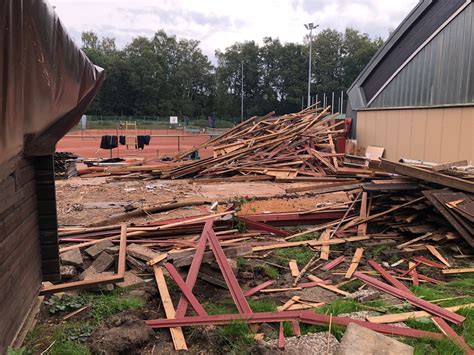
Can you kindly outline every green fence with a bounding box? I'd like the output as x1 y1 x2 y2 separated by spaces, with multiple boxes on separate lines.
72 115 238 131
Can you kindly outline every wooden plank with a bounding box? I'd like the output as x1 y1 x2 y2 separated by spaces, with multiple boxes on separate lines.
289 260 300 277
432 317 474 355
153 266 188 350
277 296 301 312
357 192 368 236
432 160 468 172
285 182 360 194
442 268 474 274
252 235 369 252
375 159 474 193
425 245 450 268
307 275 351 297
345 248 364 279
367 303 474 324
319 230 330 260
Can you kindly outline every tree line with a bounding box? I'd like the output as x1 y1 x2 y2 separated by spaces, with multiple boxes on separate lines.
82 28 382 119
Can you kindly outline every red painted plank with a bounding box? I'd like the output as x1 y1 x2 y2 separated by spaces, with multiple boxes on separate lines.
206 227 253 315
354 272 465 324
368 260 412 294
432 317 474 355
291 320 301 337
175 220 211 318
278 322 285 349
412 256 445 269
237 216 291 237
145 311 444 340
164 263 208 317
399 261 422 277
322 256 345 271
243 280 274 297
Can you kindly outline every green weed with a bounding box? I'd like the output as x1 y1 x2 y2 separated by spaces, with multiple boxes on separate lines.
255 264 279 279
216 321 255 355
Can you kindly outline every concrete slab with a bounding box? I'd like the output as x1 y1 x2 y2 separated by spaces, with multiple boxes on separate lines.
60 248 83 268
337 323 413 355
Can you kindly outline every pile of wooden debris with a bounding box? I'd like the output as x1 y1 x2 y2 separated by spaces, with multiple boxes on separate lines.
43 155 474 351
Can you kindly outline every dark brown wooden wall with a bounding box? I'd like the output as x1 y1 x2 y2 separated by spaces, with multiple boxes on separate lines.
0 157 42 351
0 155 60 351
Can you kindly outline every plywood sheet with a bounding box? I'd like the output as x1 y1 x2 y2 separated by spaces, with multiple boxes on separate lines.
410 109 427 160
424 108 444 163
440 108 462 163
396 110 413 160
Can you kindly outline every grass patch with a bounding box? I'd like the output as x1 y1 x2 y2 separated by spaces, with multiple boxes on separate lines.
273 246 314 265
25 291 144 354
248 298 278 312
365 244 388 258
204 299 238 315
255 264 279 279
237 256 248 269
404 337 464 355
315 299 360 316
215 321 255 355
87 293 144 323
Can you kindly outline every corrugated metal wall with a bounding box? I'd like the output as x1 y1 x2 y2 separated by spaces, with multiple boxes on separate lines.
370 2 474 108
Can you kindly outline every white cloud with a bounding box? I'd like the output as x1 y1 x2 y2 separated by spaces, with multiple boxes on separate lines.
51 0 419 61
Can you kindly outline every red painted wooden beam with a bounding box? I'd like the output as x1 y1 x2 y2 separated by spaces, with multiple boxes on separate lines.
354 272 465 324
164 262 208 317
368 260 412 294
278 322 285 349
237 216 291 237
432 317 474 355
322 256 345 271
412 256 445 269
206 227 253 315
243 280 274 297
145 311 443 340
175 220 212 318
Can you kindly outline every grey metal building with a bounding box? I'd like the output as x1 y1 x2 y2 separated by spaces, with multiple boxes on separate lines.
348 0 474 163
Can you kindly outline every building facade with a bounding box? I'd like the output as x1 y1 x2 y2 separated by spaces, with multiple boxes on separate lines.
348 0 474 163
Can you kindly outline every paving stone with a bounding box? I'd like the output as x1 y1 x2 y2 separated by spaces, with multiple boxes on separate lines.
91 251 115 273
126 255 148 273
337 323 413 355
262 332 339 354
60 248 83 268
117 272 145 288
85 240 114 259
127 244 161 262
79 268 115 292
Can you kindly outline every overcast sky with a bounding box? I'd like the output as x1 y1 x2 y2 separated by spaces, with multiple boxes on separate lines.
52 0 419 61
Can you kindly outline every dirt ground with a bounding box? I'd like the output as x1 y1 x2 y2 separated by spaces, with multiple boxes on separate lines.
55 177 348 226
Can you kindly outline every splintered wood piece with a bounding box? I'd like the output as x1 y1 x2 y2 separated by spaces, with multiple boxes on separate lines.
397 232 433 249
146 253 168 266
252 235 369 252
153 266 188 350
442 268 474 274
357 192 368 236
367 303 474 324
307 275 351 297
320 230 331 260
289 260 300 277
425 245 451 268
277 296 301 312
409 262 419 286
345 248 364 279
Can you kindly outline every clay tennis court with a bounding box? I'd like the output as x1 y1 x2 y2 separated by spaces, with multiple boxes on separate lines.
56 128 225 159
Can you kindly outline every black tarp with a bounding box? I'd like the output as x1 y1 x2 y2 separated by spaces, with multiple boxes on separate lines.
0 0 104 164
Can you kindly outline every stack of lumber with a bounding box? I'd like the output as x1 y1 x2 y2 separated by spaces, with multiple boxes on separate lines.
79 105 378 181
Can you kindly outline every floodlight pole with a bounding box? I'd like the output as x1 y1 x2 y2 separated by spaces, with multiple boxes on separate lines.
305 23 318 108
